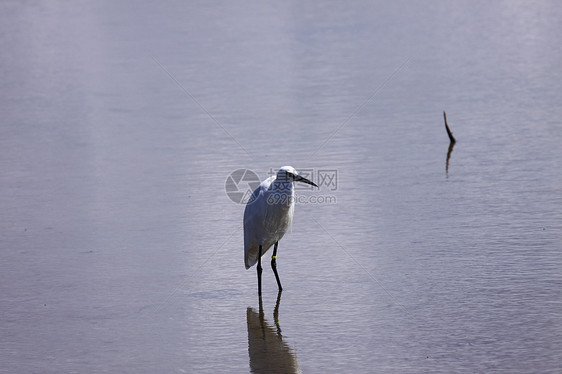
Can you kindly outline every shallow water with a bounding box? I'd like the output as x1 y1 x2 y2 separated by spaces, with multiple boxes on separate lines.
1 1 562 373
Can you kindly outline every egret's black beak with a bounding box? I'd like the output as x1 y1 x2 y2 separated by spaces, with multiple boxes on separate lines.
294 174 318 187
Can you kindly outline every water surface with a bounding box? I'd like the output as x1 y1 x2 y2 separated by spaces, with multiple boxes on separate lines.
1 1 561 373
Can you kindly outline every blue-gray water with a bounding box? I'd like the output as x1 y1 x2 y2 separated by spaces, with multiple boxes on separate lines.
2 1 561 373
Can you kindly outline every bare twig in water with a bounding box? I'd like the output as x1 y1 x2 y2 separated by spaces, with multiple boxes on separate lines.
443 111 456 144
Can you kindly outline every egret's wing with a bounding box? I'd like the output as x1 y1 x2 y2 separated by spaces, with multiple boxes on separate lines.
262 181 294 248
244 177 273 269
244 198 260 269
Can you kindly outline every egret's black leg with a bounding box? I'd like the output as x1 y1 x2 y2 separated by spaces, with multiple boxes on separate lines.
271 242 283 291
257 245 263 297
258 293 264 319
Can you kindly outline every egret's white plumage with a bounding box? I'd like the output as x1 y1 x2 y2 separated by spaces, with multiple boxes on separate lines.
243 166 317 295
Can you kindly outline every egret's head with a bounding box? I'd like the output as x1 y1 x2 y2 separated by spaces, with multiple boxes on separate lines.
276 166 318 187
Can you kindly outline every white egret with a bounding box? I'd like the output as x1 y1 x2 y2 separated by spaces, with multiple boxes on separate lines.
244 166 317 296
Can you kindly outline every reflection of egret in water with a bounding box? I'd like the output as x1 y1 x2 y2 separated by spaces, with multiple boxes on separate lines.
247 292 301 374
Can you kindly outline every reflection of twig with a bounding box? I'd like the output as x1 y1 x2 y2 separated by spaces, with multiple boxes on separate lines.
443 111 456 177
446 141 455 177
